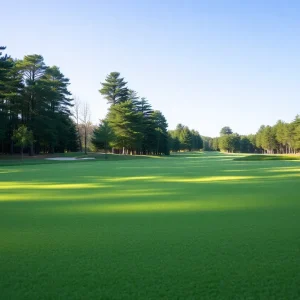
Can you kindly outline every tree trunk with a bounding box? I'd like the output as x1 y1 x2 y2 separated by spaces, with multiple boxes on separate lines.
77 127 82 152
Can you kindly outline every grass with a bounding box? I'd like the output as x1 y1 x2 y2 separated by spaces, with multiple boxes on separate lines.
1 152 300 299
0 152 153 166
234 154 300 161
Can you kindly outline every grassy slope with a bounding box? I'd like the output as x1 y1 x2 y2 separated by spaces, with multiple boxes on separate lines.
1 152 300 299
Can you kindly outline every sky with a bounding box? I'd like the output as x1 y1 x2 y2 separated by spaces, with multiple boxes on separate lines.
2 0 300 137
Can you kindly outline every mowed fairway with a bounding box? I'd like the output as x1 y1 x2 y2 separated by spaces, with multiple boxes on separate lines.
1 152 300 299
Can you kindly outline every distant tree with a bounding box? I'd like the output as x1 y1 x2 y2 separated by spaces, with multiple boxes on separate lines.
293 116 300 152
285 122 296 154
73 96 83 152
99 72 128 105
0 47 11 149
180 127 192 151
240 136 252 153
212 137 219 151
261 126 277 154
190 129 203 151
92 120 114 159
106 100 142 154
12 125 34 160
220 126 233 136
168 131 181 152
219 133 240 153
168 125 203 152
274 120 287 153
255 125 266 153
80 101 91 154
201 136 214 151
219 135 230 152
150 110 169 155
176 124 185 131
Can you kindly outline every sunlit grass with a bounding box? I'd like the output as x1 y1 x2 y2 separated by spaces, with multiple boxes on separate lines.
0 182 103 190
58 199 279 214
1 152 300 299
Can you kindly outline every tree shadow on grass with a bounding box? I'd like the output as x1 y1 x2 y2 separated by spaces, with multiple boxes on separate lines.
1 154 300 300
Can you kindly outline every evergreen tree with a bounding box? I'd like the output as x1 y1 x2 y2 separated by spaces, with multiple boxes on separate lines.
92 120 114 159
261 126 277 154
180 127 192 151
106 100 142 153
150 110 169 155
99 72 129 105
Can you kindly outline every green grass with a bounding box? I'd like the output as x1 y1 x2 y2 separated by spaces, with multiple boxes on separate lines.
234 154 300 161
1 152 300 299
0 152 153 166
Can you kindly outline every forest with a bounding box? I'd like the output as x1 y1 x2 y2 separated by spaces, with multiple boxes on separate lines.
203 120 300 154
0 46 203 156
1 46 300 156
0 47 77 154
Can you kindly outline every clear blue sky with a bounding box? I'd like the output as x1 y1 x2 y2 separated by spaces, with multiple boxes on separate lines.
2 0 300 137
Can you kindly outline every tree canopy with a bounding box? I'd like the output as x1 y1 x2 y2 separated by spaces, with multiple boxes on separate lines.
205 118 300 154
0 47 78 154
93 73 171 155
2 47 299 157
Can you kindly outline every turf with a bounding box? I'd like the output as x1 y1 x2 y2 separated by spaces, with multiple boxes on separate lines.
0 152 152 166
1 152 300 299
234 154 300 161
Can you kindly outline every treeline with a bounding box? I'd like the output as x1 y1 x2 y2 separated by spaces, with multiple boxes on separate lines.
168 124 203 152
92 72 169 155
205 118 300 154
0 46 78 154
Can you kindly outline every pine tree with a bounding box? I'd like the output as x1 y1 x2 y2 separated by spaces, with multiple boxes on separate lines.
92 120 114 159
150 110 169 155
99 72 129 105
106 100 142 154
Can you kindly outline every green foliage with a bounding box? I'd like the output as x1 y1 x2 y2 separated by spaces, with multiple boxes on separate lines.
169 124 203 152
219 133 240 153
12 125 33 147
240 136 256 153
150 110 169 155
106 100 142 151
12 125 34 158
92 120 115 157
0 47 13 141
0 48 78 154
213 118 300 155
260 126 277 153
98 73 169 156
220 126 233 136
99 72 129 105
